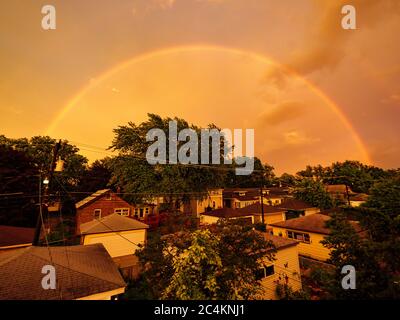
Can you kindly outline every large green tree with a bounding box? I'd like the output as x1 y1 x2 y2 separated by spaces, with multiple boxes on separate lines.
109 114 228 207
294 178 334 209
133 219 275 300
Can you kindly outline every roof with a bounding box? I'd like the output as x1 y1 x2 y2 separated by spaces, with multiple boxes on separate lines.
270 214 362 235
75 189 111 209
263 233 298 250
80 213 149 235
0 225 35 248
0 244 126 300
276 198 315 211
350 193 369 201
325 184 355 195
201 207 255 219
237 203 285 215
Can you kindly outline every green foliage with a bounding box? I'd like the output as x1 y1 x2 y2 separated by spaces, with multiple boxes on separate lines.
296 161 389 194
294 178 334 209
275 283 310 300
162 229 222 300
224 159 276 188
109 114 226 206
322 210 400 299
134 220 275 300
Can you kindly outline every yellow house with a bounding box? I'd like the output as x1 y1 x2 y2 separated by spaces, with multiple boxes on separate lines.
258 234 302 300
184 189 224 216
269 214 362 262
200 207 257 225
0 244 126 300
237 203 286 225
80 213 149 279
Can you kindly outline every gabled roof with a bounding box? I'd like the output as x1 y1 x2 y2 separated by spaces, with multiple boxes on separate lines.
75 189 111 209
80 213 149 235
276 198 315 211
263 233 298 250
200 207 255 219
0 244 126 300
237 203 285 215
270 214 362 235
0 225 35 248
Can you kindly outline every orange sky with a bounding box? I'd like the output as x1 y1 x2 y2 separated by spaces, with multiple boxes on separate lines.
1 0 399 174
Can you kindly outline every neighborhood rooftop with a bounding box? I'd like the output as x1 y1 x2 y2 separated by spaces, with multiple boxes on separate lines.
75 189 111 209
270 214 362 235
0 225 35 249
0 244 126 300
237 203 285 215
201 207 256 218
80 213 149 235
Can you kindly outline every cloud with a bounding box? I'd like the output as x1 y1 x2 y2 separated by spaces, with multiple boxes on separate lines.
264 0 400 85
283 130 320 146
258 101 307 126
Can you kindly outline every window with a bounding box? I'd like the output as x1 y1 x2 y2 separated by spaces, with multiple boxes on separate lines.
287 231 311 244
212 201 216 208
139 208 144 218
114 208 130 216
255 264 275 280
134 208 139 218
145 207 149 215
93 209 101 220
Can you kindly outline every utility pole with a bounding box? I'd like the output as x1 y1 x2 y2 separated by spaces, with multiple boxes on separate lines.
260 186 265 229
32 140 62 246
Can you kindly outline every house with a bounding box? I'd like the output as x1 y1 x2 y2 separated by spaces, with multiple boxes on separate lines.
269 214 362 261
258 234 302 300
223 187 290 209
236 203 287 225
0 244 126 300
0 225 35 253
349 193 369 207
200 207 258 225
262 187 290 206
325 184 355 202
183 189 223 216
223 188 260 209
75 189 153 231
80 213 149 279
276 198 320 219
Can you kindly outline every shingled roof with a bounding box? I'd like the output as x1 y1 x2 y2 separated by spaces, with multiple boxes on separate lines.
0 244 126 300
80 213 149 235
0 225 35 248
276 198 315 211
270 214 362 235
263 233 298 250
201 207 255 218
237 203 285 215
75 189 111 209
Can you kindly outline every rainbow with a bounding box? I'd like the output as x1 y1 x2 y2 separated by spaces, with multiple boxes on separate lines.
45 44 371 164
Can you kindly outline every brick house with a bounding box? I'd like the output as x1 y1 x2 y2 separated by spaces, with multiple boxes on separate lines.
76 189 137 232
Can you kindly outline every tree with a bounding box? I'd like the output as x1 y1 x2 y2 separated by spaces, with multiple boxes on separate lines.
320 178 400 299
162 229 222 300
224 158 276 188
0 144 38 226
278 173 297 187
133 220 275 300
322 212 400 299
109 114 226 207
77 158 112 197
294 178 334 209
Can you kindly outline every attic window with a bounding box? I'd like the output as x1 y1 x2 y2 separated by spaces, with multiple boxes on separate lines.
94 209 102 220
